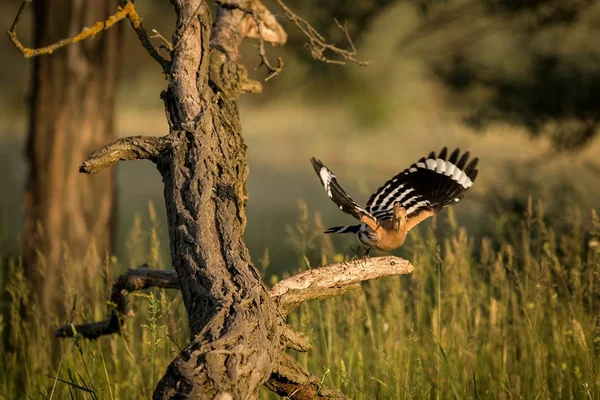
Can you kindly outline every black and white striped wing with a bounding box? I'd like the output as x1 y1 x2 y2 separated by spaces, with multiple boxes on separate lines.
311 158 378 228
365 148 478 223
324 225 361 234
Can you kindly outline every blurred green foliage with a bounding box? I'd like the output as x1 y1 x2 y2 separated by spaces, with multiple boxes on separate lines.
1 1 600 396
414 0 600 150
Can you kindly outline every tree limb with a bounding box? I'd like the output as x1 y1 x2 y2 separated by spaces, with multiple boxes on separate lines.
8 0 170 73
212 0 369 73
8 0 127 57
119 1 171 73
55 267 179 339
54 256 410 398
271 256 413 315
56 256 411 339
281 324 313 352
79 136 172 174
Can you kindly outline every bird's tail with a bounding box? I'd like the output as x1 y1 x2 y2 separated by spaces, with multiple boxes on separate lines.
324 225 361 234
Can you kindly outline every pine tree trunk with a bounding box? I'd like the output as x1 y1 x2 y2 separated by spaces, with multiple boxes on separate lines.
22 0 121 320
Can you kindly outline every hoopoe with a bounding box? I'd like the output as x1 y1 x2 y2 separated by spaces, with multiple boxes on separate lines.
311 147 479 253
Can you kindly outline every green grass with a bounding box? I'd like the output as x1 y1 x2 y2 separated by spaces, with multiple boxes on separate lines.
1 201 599 399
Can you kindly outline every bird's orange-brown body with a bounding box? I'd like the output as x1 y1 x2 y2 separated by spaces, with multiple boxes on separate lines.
358 203 435 251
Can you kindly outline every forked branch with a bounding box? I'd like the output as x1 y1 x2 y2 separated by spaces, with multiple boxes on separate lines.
79 136 172 174
271 256 413 314
274 0 370 66
8 0 170 73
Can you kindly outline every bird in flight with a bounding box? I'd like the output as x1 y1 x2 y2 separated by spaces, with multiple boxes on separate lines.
311 147 478 254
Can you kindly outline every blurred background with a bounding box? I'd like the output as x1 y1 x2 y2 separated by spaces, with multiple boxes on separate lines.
1 0 600 398
1 0 599 270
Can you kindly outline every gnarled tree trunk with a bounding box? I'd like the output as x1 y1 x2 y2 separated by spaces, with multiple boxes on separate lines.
152 3 284 397
11 0 414 397
23 0 122 320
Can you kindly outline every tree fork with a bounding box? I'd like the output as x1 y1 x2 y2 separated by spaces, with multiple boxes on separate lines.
55 256 413 340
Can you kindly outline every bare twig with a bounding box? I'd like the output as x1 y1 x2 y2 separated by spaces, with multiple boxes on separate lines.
273 0 370 66
55 267 179 339
8 0 170 73
79 136 172 174
214 0 368 68
151 29 173 53
253 12 284 81
213 0 368 78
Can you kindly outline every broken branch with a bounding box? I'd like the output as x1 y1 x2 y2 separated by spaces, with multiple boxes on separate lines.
211 0 287 63
213 0 286 79
79 136 172 174
265 353 348 400
56 267 179 339
271 256 413 314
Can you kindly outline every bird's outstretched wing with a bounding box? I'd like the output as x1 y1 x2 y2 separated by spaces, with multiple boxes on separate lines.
311 158 378 230
365 147 478 231
324 225 361 234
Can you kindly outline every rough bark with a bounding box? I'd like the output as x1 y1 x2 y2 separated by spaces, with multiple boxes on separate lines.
22 0 122 320
151 2 285 398
270 256 413 314
265 353 349 400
